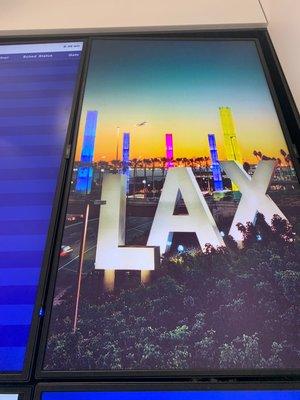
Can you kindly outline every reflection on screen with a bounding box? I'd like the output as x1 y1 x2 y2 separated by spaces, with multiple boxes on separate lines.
0 41 83 372
41 391 300 400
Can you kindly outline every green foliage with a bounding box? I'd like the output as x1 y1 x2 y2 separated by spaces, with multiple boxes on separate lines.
44 216 300 370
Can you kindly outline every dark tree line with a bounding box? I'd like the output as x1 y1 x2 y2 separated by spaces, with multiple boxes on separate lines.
44 215 300 371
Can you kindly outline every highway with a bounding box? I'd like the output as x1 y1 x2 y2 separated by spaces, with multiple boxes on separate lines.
58 216 153 274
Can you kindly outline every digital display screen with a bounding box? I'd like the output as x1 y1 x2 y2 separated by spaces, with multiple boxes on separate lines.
40 390 300 400
0 395 19 400
0 41 83 373
0 391 29 400
0 386 30 399
42 38 299 373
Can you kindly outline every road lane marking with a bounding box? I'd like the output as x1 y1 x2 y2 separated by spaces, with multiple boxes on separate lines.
59 221 152 270
58 245 96 270
65 217 99 229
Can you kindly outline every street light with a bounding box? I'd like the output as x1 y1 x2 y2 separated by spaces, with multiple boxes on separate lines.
115 126 120 161
131 122 149 198
142 179 147 199
72 198 106 333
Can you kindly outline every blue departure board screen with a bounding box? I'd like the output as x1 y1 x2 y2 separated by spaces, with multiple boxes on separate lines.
0 41 83 373
41 390 300 400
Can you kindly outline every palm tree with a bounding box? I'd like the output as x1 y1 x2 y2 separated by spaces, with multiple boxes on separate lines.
279 150 292 177
195 157 202 169
150 157 159 195
142 158 151 179
276 157 283 180
253 150 259 162
280 149 287 158
160 157 167 177
204 156 210 170
262 155 271 160
175 157 182 167
190 157 196 169
111 159 122 173
98 161 108 171
130 158 140 198
243 161 251 174
285 154 291 166
182 157 188 167
199 156 204 169
285 154 292 178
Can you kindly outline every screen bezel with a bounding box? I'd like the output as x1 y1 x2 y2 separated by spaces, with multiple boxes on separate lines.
34 381 300 399
35 29 300 380
0 37 88 382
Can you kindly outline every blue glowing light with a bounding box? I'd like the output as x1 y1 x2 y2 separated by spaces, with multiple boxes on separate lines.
76 166 94 193
76 111 98 194
81 111 98 163
208 133 223 191
41 390 300 400
122 132 130 193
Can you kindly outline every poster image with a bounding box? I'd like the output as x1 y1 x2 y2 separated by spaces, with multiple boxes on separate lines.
43 39 300 372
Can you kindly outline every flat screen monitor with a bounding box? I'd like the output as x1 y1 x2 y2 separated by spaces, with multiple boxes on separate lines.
35 383 300 399
39 35 300 377
0 40 84 377
0 386 31 400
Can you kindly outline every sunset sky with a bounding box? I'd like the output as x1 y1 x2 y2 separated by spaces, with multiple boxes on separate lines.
75 38 288 164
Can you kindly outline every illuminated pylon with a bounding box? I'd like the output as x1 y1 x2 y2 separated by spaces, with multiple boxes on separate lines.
208 133 223 191
165 133 174 168
76 110 98 193
219 107 242 191
122 132 130 193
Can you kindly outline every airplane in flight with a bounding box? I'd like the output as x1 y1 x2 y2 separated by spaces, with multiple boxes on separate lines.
135 121 148 127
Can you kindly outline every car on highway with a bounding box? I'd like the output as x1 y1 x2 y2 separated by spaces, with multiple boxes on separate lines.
66 213 84 223
60 245 74 257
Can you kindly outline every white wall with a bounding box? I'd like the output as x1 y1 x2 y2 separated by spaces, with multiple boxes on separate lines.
0 0 266 35
261 0 300 111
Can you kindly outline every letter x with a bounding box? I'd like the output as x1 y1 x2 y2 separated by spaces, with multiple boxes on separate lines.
221 160 287 243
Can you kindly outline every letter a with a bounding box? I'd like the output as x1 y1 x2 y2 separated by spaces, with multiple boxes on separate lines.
147 167 224 254
221 160 288 243
95 174 159 270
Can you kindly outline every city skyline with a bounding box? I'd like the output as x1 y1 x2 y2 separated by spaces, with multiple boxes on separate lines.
75 39 289 163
